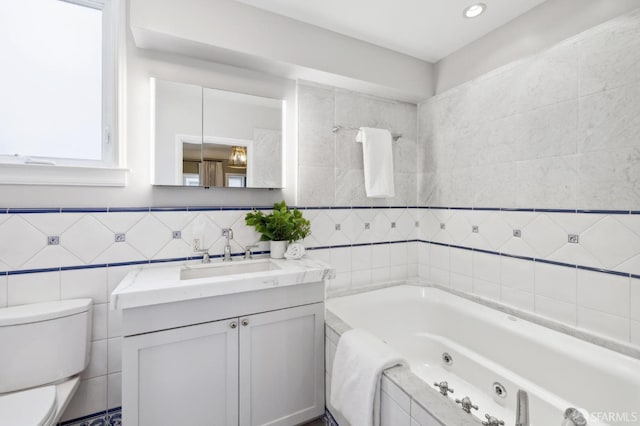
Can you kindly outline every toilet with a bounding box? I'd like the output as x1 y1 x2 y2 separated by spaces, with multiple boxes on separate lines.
0 299 92 426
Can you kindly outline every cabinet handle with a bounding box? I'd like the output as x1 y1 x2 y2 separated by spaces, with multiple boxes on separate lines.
229 321 237 329
241 319 249 327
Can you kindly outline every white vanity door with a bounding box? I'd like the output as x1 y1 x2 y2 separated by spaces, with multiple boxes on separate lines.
123 319 239 426
239 303 325 426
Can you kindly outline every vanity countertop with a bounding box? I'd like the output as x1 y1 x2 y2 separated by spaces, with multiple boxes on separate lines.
110 256 335 311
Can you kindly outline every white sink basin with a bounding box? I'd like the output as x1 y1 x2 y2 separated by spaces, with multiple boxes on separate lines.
180 259 280 280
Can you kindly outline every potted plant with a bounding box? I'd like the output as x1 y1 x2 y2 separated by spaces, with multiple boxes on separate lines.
245 201 311 259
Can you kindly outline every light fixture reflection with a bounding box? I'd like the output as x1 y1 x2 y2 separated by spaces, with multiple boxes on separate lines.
229 146 247 168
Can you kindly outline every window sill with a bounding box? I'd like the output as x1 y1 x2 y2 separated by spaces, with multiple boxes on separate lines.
0 163 129 187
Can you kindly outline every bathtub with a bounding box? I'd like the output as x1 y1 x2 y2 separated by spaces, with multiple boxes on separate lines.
326 285 640 426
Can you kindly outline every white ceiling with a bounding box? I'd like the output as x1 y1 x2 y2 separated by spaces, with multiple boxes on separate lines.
231 0 548 62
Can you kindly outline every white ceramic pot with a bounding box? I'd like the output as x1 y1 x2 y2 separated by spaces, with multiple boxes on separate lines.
270 240 288 259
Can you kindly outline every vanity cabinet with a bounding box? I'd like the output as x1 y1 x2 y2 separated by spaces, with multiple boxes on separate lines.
123 302 325 426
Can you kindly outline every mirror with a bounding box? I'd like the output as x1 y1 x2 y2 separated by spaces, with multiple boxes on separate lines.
151 79 284 188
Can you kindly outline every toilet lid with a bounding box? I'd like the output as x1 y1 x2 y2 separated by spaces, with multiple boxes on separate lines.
0 385 57 426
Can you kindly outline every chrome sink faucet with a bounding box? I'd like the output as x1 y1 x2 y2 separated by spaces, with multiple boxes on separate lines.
222 228 233 261
515 390 529 426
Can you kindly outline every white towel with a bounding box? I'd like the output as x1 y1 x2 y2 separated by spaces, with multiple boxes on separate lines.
359 127 395 198
330 329 407 426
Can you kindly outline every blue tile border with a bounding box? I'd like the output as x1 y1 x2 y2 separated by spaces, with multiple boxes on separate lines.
58 406 121 426
325 409 339 426
415 239 634 279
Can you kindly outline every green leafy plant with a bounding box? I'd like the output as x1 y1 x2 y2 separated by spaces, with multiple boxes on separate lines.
245 201 311 242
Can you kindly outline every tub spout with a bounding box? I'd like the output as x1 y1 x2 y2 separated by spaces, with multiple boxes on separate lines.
515 390 529 426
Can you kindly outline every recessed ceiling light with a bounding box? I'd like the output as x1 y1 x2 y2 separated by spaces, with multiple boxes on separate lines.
463 3 487 18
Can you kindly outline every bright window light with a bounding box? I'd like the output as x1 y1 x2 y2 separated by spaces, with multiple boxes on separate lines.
0 0 103 162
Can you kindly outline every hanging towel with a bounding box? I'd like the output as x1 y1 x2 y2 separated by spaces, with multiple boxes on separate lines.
330 329 407 426
358 127 395 198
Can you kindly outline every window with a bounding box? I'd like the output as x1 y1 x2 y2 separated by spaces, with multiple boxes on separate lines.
0 0 124 184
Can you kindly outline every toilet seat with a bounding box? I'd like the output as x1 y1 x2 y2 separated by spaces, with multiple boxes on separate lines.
0 385 57 426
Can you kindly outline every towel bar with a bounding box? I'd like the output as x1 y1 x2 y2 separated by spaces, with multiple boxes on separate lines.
331 125 402 142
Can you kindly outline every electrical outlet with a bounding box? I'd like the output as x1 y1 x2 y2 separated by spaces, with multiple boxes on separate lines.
172 231 182 239
335 224 341 231
47 236 59 245
568 234 579 244
193 238 201 251
391 222 396 228
472 226 479 233
364 223 370 230
513 229 522 238
115 233 126 243
440 223 446 230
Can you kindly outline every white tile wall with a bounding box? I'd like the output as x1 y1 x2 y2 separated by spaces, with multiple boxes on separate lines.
417 237 638 347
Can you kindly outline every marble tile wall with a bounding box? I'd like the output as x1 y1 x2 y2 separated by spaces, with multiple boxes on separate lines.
298 82 418 207
418 8 640 211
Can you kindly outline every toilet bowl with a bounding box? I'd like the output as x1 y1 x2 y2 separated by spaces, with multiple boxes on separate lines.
0 299 92 426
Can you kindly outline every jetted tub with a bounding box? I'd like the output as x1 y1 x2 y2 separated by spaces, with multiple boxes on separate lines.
326 285 640 426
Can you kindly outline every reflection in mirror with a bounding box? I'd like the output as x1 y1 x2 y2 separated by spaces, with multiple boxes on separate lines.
151 78 284 188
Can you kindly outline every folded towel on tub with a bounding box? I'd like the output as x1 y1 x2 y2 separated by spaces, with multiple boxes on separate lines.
330 329 407 426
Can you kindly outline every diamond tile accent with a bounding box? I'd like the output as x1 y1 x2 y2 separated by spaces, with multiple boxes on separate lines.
343 212 368 243
309 212 335 246
0 216 47 268
62 215 114 264
477 213 512 250
445 212 472 244
393 211 415 239
94 212 145 233
548 243 603 268
370 212 391 242
127 215 172 259
23 213 81 236
581 216 640 268
522 214 567 257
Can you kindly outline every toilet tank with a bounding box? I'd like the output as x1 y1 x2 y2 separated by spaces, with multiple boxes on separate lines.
0 299 92 394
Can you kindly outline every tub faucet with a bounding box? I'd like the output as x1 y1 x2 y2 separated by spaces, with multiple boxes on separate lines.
455 396 478 414
222 228 233 261
433 381 454 396
563 408 587 426
515 390 529 426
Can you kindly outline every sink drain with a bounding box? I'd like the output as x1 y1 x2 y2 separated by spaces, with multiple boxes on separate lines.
442 352 453 365
493 382 507 398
